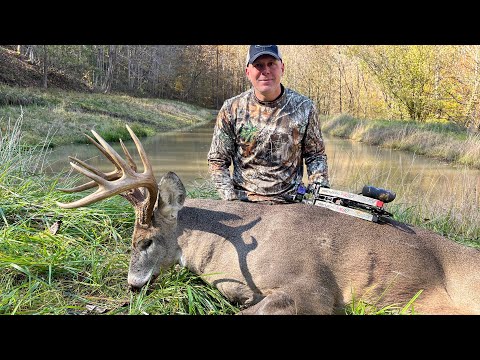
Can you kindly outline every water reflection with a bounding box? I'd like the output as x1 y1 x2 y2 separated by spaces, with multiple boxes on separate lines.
46 123 216 187
46 121 480 215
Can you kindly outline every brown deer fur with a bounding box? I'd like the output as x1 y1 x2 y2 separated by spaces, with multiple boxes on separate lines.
57 126 480 315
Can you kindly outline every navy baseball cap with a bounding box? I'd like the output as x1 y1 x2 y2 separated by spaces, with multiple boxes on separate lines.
245 45 282 67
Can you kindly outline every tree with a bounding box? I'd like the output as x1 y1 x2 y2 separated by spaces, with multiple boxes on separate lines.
42 45 48 89
351 45 442 121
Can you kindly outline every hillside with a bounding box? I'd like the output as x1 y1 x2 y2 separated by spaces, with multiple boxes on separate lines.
0 46 217 147
0 46 91 92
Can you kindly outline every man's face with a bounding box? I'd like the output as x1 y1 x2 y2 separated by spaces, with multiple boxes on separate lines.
246 55 284 100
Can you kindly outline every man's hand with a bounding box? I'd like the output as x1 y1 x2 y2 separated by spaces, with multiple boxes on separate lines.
312 180 330 189
308 174 330 189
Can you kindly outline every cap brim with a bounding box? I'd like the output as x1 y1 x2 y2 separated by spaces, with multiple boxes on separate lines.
248 51 281 65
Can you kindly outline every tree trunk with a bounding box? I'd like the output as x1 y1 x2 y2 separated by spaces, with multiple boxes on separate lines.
42 45 48 89
216 46 219 109
103 45 117 93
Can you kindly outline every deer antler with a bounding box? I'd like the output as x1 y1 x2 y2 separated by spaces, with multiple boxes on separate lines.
56 125 159 226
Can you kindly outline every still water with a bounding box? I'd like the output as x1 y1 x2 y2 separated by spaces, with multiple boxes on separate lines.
46 121 480 216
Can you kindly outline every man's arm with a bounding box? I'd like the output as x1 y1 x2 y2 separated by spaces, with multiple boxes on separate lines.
207 106 238 200
303 104 330 187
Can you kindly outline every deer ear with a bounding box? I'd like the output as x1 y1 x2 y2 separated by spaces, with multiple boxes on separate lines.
157 172 186 219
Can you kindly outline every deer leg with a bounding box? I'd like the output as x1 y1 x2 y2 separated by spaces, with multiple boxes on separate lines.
236 290 297 315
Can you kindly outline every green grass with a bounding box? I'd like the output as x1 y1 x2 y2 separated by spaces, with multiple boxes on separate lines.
0 176 238 315
0 115 237 315
323 114 480 169
0 84 216 147
345 287 423 315
1 109 478 315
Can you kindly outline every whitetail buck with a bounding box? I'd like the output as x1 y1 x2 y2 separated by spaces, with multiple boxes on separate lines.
57 125 480 315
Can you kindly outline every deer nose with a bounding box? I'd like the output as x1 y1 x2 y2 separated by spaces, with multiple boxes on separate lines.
128 273 159 292
128 284 141 292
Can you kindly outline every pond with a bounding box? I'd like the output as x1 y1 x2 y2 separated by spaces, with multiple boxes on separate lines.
45 120 480 222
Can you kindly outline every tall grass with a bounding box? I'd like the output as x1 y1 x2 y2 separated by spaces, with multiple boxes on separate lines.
0 108 53 175
0 116 237 315
2 114 477 315
324 114 480 246
323 114 480 169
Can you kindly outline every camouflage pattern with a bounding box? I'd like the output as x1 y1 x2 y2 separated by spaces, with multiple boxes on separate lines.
207 85 329 203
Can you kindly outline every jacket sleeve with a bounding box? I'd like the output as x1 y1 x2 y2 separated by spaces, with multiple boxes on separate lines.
207 105 238 200
303 103 330 187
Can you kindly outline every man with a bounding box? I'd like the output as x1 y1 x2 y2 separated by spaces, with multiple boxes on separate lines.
207 45 330 203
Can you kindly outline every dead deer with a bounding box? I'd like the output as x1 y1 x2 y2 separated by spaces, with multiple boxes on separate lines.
57 125 480 315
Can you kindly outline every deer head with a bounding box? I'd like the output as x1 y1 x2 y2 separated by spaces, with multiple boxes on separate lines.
57 125 186 289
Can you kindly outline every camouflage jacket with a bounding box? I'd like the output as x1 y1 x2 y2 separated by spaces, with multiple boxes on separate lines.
207 85 329 202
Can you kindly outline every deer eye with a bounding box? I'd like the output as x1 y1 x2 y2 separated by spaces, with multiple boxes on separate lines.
140 239 153 251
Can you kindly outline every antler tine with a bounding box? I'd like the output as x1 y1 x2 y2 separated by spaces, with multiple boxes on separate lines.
57 161 124 208
90 129 134 176
59 133 138 193
58 131 124 193
124 124 158 220
57 125 159 226
125 125 153 175
85 133 118 166
58 156 123 193
120 138 137 172
87 132 137 173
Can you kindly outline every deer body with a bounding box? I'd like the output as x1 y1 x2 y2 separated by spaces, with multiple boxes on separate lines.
173 199 480 314
57 125 480 315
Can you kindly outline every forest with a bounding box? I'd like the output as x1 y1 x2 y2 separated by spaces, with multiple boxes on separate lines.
5 44 480 132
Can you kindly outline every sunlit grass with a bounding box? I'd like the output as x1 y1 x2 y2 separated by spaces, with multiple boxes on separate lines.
325 133 480 247
0 84 216 147
323 114 480 169
119 266 238 315
346 287 423 315
0 174 235 315
1 113 478 315
185 176 221 199
0 115 236 315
